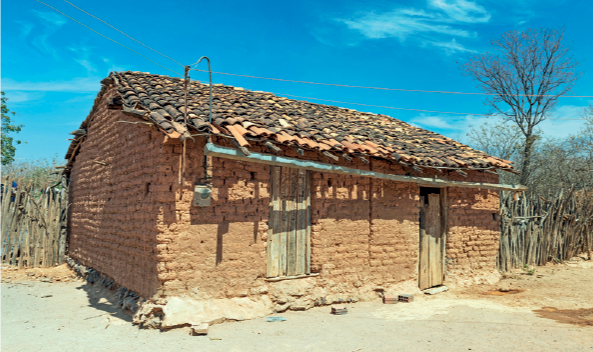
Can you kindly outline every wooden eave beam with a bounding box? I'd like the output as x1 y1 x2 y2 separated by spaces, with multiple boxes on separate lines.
204 143 527 192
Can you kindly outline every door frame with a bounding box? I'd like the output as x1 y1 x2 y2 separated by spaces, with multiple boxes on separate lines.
418 187 448 289
266 165 312 278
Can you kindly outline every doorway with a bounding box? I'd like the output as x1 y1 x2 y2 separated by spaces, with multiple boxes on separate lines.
418 187 446 290
266 165 311 278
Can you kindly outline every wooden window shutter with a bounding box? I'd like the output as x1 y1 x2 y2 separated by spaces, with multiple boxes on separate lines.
267 166 311 278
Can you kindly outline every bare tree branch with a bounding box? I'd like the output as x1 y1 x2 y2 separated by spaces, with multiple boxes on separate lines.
461 28 582 185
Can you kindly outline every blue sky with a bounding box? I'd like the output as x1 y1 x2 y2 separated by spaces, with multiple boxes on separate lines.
2 0 592 162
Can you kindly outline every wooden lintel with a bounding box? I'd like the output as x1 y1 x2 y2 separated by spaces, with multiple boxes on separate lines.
265 273 320 282
204 143 528 192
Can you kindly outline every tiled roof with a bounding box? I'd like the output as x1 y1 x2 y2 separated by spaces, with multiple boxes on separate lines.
68 71 515 173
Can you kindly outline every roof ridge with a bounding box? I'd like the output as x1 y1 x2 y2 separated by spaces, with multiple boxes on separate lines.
115 71 401 117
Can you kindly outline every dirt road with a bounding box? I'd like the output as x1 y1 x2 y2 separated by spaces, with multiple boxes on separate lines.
2 263 592 352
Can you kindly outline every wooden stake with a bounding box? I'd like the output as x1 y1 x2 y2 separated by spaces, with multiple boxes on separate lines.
0 177 12 263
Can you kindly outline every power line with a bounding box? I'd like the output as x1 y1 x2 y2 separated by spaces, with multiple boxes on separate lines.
35 1 591 121
275 93 492 116
191 69 593 98
32 1 481 117
36 0 182 77
56 1 592 99
63 0 185 68
266 92 589 120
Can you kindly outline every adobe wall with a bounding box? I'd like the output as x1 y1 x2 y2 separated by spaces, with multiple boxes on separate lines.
445 172 501 286
68 87 169 298
310 164 421 288
68 92 501 315
155 136 500 314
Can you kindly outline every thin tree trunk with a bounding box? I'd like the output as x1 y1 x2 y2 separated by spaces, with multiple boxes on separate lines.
519 133 537 186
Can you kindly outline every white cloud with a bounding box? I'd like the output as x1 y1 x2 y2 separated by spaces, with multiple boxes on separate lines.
338 11 472 41
102 58 129 74
68 46 98 73
63 94 98 104
334 0 490 52
30 10 67 58
32 10 67 27
408 104 591 143
428 0 491 23
2 77 102 93
409 115 460 129
75 59 97 73
427 38 478 55
2 91 45 104
16 21 35 39
539 104 591 139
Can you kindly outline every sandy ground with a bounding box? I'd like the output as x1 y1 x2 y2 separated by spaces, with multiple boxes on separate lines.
1 263 593 352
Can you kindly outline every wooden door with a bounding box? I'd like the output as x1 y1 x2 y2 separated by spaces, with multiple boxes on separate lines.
418 191 444 290
267 166 311 278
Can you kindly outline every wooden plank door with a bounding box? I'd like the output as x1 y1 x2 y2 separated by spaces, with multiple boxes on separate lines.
419 192 444 290
267 166 311 278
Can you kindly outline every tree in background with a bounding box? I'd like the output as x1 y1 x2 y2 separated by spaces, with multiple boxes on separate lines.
1 91 23 165
462 28 582 186
2 156 65 186
466 120 524 163
466 120 524 185
530 106 592 194
467 106 593 195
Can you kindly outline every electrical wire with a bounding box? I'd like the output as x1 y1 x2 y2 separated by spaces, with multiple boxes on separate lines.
48 0 593 99
63 0 185 68
190 69 593 98
36 0 182 77
250 91 589 120
273 93 493 116
36 1 591 120
58 1 592 99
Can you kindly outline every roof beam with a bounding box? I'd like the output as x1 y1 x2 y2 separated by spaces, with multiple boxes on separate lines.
204 143 527 192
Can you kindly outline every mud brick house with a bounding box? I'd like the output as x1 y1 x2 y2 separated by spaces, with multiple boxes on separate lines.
64 71 525 327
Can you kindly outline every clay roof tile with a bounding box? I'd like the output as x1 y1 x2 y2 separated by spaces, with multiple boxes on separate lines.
83 71 516 173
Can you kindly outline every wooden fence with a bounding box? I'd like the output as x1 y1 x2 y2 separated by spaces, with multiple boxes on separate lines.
1 177 68 268
497 189 593 272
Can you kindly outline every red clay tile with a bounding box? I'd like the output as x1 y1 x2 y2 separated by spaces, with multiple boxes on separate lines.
226 125 250 147
209 124 221 134
341 141 361 152
275 131 292 144
72 71 519 175
365 140 380 149
233 123 249 136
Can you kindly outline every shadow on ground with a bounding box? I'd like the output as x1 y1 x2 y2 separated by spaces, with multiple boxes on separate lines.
75 282 134 323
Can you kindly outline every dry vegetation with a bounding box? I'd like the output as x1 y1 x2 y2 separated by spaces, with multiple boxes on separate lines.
1 263 77 283
1 157 65 187
467 109 593 196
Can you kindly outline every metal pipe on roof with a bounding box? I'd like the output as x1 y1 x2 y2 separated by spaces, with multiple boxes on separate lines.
192 56 213 132
191 57 214 184
181 65 191 186
203 142 528 192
